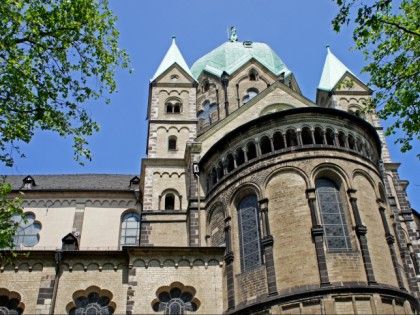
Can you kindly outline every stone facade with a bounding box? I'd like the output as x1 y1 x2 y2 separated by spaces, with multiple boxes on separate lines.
1 37 419 315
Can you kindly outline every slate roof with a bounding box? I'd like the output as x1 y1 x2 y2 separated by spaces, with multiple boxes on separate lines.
4 174 138 191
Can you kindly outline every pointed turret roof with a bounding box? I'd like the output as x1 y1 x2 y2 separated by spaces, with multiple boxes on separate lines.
151 36 194 81
318 45 359 91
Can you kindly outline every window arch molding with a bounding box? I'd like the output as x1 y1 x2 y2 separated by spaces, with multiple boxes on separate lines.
119 210 141 247
160 189 181 211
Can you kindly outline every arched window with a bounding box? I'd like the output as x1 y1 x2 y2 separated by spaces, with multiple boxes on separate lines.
246 142 257 160
165 194 175 210
216 161 224 179
68 288 114 315
211 168 217 186
348 134 356 150
152 284 199 314
237 195 262 271
243 88 259 104
314 127 324 144
235 148 245 166
325 128 335 145
286 129 297 147
168 136 177 151
301 127 313 145
249 69 258 81
0 291 23 315
12 212 41 247
316 178 351 251
166 99 182 114
203 80 210 92
273 131 285 150
338 131 346 147
225 154 235 173
260 136 272 155
120 213 140 246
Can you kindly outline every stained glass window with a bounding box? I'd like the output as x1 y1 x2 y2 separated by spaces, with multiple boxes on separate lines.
12 213 41 247
120 213 140 246
237 195 262 271
69 292 114 315
316 178 351 251
0 295 23 315
152 287 198 314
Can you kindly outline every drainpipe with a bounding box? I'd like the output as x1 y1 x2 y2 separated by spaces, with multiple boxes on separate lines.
50 250 62 315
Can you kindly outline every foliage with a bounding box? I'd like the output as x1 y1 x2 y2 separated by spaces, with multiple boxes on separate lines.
0 0 129 257
332 0 420 157
0 0 130 166
0 177 23 260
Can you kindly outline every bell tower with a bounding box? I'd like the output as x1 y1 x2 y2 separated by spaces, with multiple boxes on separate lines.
140 37 198 246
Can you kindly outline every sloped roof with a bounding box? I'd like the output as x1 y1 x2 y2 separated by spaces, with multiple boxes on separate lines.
191 41 291 79
5 174 138 191
151 36 194 81
318 45 361 91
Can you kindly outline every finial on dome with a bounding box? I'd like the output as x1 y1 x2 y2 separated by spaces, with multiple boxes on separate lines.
172 35 176 43
229 26 238 42
326 44 331 52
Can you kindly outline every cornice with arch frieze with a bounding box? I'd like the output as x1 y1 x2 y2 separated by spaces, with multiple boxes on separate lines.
21 198 140 209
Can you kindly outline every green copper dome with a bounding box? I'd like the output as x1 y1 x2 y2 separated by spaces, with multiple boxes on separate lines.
191 41 292 80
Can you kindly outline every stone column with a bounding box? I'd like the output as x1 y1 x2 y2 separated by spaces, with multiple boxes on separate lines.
224 216 235 310
269 137 275 152
310 129 316 144
255 140 262 157
232 153 238 169
378 204 406 290
259 198 278 296
297 131 302 146
282 134 287 148
306 189 331 286
347 189 377 285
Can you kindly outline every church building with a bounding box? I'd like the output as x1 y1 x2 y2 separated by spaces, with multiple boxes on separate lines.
1 30 420 314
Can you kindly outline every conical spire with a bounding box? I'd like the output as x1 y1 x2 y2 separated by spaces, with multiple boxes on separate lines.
318 45 357 91
151 36 194 81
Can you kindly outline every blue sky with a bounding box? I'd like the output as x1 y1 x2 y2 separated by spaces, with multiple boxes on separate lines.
3 0 419 210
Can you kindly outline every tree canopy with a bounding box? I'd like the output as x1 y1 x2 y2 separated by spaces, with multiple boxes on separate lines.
332 0 419 157
0 0 130 166
0 0 129 257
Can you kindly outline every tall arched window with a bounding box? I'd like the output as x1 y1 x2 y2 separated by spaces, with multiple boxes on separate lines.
237 195 262 271
120 213 140 246
168 136 177 151
165 194 175 210
316 178 351 251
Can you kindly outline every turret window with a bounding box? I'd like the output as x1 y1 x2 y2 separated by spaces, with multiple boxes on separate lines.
165 194 175 210
249 69 259 81
168 136 177 151
166 98 182 114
